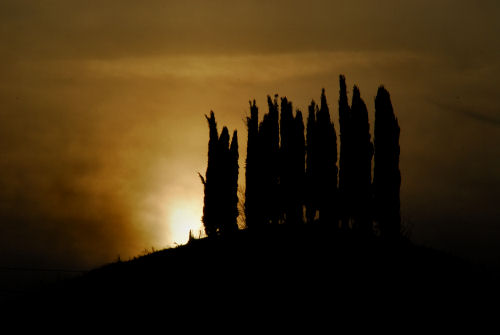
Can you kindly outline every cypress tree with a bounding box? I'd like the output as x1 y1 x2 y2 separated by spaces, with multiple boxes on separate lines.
217 127 231 233
280 97 295 224
200 113 239 236
200 112 220 237
257 113 271 225
228 130 239 233
350 86 374 233
373 86 401 238
256 95 281 225
305 101 318 223
245 100 259 228
315 89 338 226
338 75 352 229
291 110 306 224
268 95 281 225
279 97 305 225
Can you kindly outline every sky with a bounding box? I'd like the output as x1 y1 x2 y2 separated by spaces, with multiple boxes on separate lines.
0 0 499 275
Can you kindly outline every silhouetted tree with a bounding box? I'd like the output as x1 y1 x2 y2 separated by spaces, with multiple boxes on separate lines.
291 110 305 224
200 113 239 236
305 101 318 223
257 95 281 225
338 75 352 229
217 127 232 233
257 113 271 225
279 97 305 224
305 90 338 226
373 86 401 238
227 130 239 233
245 100 260 228
267 95 281 225
315 89 338 225
200 112 219 237
350 86 374 233
280 97 295 223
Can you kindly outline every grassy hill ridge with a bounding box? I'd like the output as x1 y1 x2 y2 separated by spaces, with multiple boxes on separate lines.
14 223 499 318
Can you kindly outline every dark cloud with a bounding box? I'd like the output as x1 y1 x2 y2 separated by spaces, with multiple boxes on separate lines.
1 1 499 61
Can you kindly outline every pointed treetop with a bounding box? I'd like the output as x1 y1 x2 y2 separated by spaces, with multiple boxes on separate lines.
205 111 218 147
295 110 303 123
219 126 230 145
375 86 395 119
339 75 347 92
339 75 350 119
249 99 258 113
321 88 327 109
376 86 392 107
377 85 389 97
281 97 293 117
308 100 316 114
351 85 369 123
267 95 278 106
205 111 217 132
317 89 331 123
248 100 258 126
205 110 215 123
353 85 361 100
267 95 279 120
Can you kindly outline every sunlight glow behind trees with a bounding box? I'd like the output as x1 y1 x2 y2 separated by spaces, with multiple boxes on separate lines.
169 200 203 245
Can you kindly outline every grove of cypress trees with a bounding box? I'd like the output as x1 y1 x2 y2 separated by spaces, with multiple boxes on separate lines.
373 86 401 238
350 86 374 233
202 78 400 240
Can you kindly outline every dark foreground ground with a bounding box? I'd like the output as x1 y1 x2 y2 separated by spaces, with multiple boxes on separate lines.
7 223 500 324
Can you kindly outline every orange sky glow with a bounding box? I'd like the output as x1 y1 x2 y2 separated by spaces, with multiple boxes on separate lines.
0 0 499 271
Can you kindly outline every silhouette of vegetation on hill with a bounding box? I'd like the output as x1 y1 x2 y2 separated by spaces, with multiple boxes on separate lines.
374 86 401 238
199 112 239 236
338 74 352 229
240 75 398 236
15 223 497 318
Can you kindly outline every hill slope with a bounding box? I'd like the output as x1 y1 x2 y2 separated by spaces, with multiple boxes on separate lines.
15 223 498 319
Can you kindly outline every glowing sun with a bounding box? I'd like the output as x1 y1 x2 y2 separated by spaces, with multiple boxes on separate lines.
169 201 203 245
